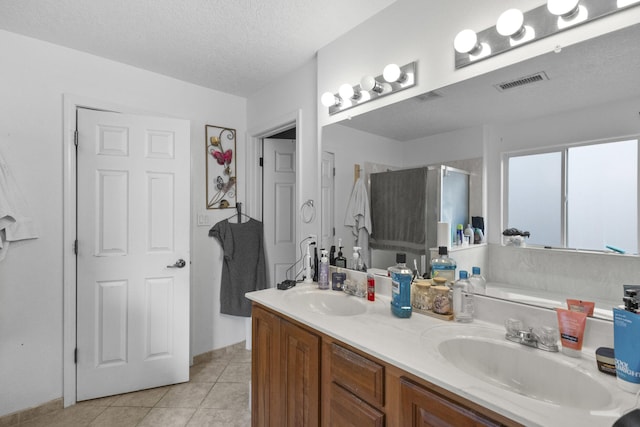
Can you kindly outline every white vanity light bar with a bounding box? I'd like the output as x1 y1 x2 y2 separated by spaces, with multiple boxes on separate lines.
454 0 640 69
325 61 417 116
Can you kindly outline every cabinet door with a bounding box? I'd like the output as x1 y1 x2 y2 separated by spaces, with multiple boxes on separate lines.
400 378 502 427
281 319 321 427
329 382 385 427
252 306 282 427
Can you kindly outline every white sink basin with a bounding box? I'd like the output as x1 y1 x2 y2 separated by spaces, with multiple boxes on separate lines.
423 326 613 410
284 289 367 316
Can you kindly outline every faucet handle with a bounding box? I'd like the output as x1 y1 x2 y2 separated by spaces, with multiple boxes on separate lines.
533 326 559 348
504 318 524 336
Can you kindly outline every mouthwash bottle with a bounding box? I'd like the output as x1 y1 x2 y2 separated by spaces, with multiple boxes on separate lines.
389 253 412 318
431 246 456 285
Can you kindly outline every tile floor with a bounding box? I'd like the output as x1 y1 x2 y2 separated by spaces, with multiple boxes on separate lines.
17 348 252 427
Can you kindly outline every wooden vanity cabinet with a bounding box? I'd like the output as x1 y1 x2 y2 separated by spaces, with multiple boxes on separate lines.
252 303 521 427
251 305 320 427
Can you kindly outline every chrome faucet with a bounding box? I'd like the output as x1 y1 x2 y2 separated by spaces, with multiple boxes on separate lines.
504 319 559 352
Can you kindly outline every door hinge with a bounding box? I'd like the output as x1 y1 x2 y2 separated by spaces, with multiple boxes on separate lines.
73 239 78 255
74 348 78 364
74 130 78 147
259 157 263 167
333 227 336 236
333 167 336 177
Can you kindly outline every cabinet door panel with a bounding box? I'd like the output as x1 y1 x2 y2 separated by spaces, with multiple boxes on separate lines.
282 319 321 427
329 382 385 427
252 306 282 427
331 343 384 407
400 377 502 427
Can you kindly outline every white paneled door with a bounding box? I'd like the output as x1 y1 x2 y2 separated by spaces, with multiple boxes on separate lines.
76 108 190 401
263 138 296 286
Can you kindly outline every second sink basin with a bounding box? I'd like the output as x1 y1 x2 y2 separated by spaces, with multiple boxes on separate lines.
423 326 613 410
285 288 367 316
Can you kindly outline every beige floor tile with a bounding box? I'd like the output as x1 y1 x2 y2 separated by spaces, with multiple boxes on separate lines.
217 363 251 384
189 362 226 383
20 405 106 427
200 382 249 410
77 394 120 407
156 383 213 408
137 407 196 427
110 386 170 407
88 406 149 427
229 349 251 364
186 408 251 427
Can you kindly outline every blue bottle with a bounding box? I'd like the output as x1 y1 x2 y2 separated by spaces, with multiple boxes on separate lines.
389 253 412 318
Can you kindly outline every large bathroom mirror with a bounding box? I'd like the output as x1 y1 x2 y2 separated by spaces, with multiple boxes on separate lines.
322 23 640 321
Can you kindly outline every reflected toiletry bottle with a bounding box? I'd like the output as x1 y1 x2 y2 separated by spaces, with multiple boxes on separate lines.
329 245 336 266
456 224 464 246
453 270 474 323
318 249 329 290
431 246 456 285
389 253 412 318
469 266 486 294
367 272 375 301
352 246 363 271
464 224 474 245
335 244 347 268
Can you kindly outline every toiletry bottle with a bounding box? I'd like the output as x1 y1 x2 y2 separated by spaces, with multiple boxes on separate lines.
456 224 464 246
474 227 484 244
367 272 375 301
389 253 412 318
329 245 336 266
335 244 347 268
463 224 474 245
469 266 486 294
430 246 456 285
313 247 319 282
318 249 329 290
453 270 474 322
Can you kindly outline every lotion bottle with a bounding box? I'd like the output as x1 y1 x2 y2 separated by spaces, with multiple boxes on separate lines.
453 271 474 322
318 249 329 290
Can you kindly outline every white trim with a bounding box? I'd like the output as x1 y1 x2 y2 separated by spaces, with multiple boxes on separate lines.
62 94 176 407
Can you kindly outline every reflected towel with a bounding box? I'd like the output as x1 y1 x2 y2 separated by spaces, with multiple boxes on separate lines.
369 167 427 254
0 150 38 261
344 177 372 267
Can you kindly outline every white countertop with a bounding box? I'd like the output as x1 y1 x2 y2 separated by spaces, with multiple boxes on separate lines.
246 282 638 427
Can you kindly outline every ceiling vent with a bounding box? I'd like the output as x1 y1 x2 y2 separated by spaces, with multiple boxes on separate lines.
494 71 549 92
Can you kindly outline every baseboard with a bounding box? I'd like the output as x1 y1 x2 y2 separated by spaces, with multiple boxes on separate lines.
0 398 62 427
192 340 247 365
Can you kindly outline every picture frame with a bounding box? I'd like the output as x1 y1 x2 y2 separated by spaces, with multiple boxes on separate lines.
205 125 237 209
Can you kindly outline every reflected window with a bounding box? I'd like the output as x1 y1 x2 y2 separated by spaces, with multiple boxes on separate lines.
505 138 638 253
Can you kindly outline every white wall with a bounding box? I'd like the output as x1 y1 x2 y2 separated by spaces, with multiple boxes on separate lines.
246 58 319 244
0 30 247 417
317 0 640 127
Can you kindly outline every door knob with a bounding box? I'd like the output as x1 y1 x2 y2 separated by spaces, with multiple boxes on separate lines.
167 259 186 268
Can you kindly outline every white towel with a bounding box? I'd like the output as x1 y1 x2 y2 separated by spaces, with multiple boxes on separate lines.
344 177 372 267
0 150 38 261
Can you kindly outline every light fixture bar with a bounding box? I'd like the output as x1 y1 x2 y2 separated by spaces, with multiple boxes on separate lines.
326 61 417 116
455 0 640 68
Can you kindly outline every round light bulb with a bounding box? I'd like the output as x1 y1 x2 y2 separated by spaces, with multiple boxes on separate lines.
496 9 525 37
547 0 580 16
360 75 379 92
321 91 339 107
383 63 402 83
453 29 479 54
338 83 355 100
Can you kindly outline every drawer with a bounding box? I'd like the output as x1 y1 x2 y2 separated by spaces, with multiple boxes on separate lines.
330 343 384 407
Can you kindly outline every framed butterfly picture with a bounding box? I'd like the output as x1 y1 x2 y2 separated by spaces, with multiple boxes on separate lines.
205 125 237 209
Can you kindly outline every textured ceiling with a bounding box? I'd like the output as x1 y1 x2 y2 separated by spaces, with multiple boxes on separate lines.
0 0 396 97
